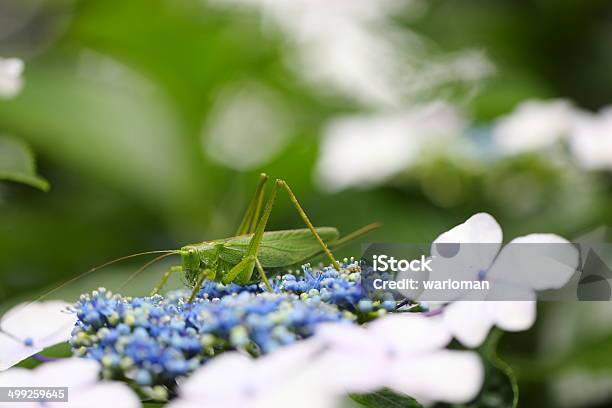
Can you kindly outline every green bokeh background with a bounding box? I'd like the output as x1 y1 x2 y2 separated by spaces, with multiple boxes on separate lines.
2 1 612 407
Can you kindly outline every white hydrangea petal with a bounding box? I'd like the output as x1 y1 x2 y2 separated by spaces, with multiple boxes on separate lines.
255 390 340 408
389 350 483 404
166 400 200 408
230 339 326 400
1 58 24 77
175 343 340 408
488 301 537 332
1 301 77 349
306 349 388 394
315 113 419 191
569 107 612 170
254 390 340 408
0 359 119 408
493 99 578 154
0 334 43 371
34 358 100 389
430 213 502 288
255 338 322 381
0 367 34 386
368 314 451 354
252 366 343 408
57 382 141 408
315 102 465 191
489 234 578 290
315 322 380 354
418 255 490 302
0 57 24 99
314 323 392 394
442 302 493 348
308 316 452 396
180 352 254 401
433 213 503 246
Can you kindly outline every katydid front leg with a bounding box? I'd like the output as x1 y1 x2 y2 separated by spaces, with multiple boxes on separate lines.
188 268 213 303
151 265 183 296
255 258 272 291
222 255 257 284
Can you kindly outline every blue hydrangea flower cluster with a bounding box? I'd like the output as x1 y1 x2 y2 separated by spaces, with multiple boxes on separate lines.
70 260 396 400
70 288 348 398
198 258 396 314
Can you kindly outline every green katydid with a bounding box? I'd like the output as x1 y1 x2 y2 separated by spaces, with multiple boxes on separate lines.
29 174 379 305
146 174 380 302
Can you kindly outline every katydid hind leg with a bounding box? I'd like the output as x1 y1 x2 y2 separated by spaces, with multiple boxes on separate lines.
248 183 266 233
235 178 340 283
235 173 269 235
277 180 340 270
311 222 382 260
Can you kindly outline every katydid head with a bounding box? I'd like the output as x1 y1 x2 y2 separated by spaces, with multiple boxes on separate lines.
179 243 220 287
180 246 201 271
179 243 219 269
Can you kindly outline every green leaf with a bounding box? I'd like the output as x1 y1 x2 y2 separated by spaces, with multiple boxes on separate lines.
351 389 424 408
0 135 49 191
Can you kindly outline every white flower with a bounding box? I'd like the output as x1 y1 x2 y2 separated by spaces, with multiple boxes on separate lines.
493 99 580 154
493 99 612 172
170 316 482 407
209 0 491 109
0 301 77 371
0 57 24 99
313 314 483 405
315 101 466 191
569 106 612 170
0 358 140 408
169 340 339 408
424 212 579 347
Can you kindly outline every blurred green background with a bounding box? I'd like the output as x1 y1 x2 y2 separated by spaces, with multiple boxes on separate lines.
2 0 612 407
